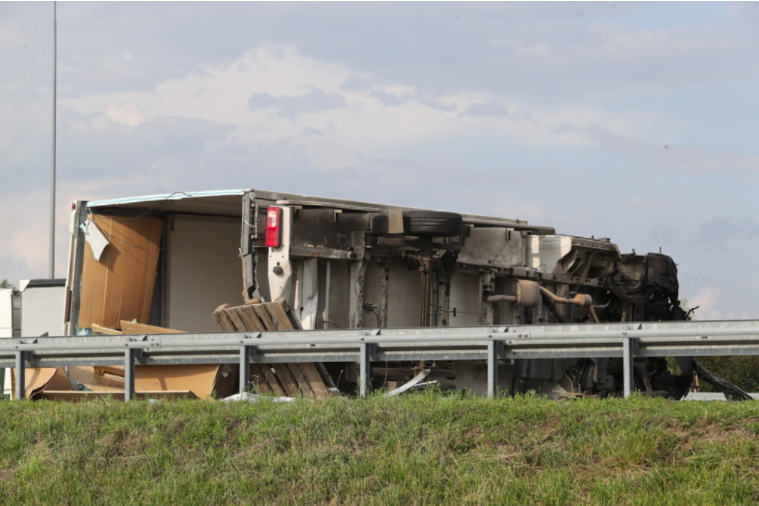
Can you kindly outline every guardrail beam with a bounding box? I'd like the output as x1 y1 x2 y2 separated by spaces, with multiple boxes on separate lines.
3 320 759 401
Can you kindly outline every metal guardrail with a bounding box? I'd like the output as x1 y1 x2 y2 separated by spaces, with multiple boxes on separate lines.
684 392 759 401
3 319 759 401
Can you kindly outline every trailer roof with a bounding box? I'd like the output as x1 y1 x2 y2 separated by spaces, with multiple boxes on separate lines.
86 188 555 234
87 189 249 217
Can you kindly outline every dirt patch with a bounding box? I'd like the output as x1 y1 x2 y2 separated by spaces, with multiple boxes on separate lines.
671 422 753 455
539 418 560 438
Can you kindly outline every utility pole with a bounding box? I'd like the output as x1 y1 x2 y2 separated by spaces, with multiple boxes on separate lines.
49 1 57 279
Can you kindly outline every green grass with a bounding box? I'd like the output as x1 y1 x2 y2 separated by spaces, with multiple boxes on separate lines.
2 392 759 505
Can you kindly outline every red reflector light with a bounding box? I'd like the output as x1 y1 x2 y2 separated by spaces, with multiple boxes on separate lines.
265 207 282 247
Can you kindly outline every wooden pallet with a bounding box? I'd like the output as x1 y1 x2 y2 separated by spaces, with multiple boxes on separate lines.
212 298 336 400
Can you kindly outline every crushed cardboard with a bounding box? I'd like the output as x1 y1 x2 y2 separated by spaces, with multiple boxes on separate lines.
13 364 237 401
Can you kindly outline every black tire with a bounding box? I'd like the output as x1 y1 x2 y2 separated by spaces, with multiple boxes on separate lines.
402 210 463 237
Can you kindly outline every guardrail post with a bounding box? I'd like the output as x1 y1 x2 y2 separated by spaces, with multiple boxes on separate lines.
239 342 257 394
14 351 25 400
487 340 499 397
359 342 372 397
123 337 147 402
622 337 637 398
124 348 136 402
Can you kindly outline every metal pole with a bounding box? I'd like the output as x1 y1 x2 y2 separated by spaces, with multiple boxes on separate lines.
49 1 57 279
239 344 251 393
14 351 26 400
359 343 371 397
124 349 135 402
623 338 635 398
487 340 499 397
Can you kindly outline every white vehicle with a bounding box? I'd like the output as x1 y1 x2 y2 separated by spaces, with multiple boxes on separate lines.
1 279 65 397
63 189 694 398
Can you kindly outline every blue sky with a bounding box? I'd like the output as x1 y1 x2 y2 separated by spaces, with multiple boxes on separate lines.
1 2 758 320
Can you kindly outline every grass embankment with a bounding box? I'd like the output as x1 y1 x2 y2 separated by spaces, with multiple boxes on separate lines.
2 394 759 505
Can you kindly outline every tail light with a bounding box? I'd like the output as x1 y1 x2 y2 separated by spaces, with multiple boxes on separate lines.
265 207 282 247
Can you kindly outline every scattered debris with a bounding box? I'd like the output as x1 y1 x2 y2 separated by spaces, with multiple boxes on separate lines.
693 359 754 401
221 392 310 403
385 369 431 397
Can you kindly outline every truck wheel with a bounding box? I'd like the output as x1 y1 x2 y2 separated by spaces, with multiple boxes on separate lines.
402 211 463 237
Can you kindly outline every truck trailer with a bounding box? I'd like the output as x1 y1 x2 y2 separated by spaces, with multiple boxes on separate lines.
62 189 695 399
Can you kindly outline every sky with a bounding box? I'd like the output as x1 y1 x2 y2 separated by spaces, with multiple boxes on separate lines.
1 1 758 320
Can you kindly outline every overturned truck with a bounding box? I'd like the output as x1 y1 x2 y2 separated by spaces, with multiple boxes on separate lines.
65 189 698 399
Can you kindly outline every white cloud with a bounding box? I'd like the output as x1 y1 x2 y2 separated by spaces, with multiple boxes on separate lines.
689 286 724 320
585 125 759 175
104 104 151 127
61 45 669 172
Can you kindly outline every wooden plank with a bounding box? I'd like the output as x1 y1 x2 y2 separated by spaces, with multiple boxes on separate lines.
245 306 269 331
260 365 287 396
298 363 329 400
250 304 277 330
265 300 295 331
286 311 303 330
278 298 303 330
273 301 331 397
120 321 184 334
214 313 236 332
94 366 125 378
244 298 262 306
249 364 272 394
92 366 125 387
212 304 237 331
91 324 122 335
217 299 333 400
286 363 315 399
222 307 246 331
315 362 337 390
234 306 265 331
271 364 301 397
